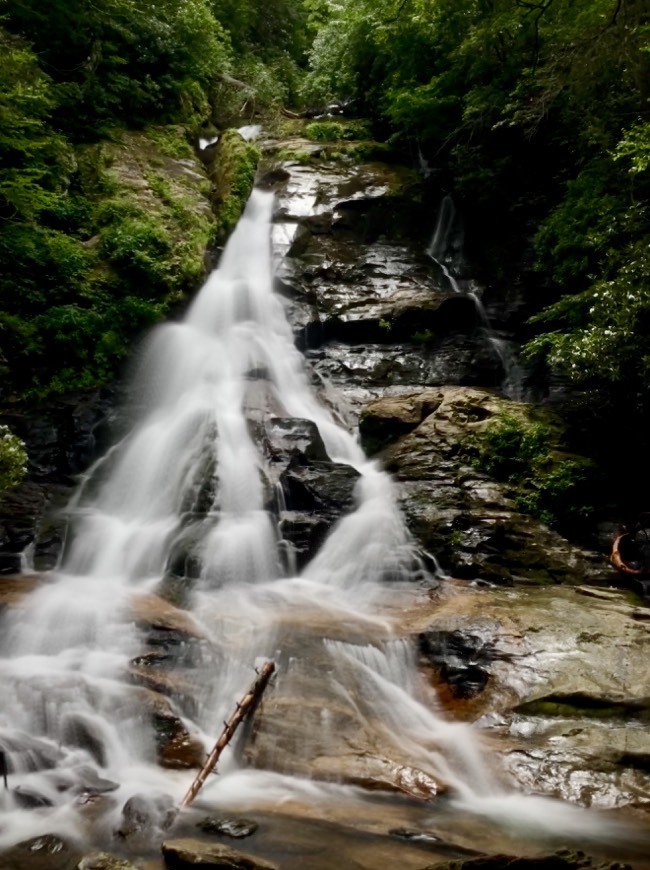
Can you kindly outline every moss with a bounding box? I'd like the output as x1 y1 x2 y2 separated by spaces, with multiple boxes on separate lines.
90 126 216 305
143 125 195 159
515 694 650 721
305 119 371 142
276 147 314 164
208 128 260 243
470 409 595 531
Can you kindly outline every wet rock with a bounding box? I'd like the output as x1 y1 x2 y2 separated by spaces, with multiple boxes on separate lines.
359 390 443 455
420 582 650 806
280 459 359 516
0 730 61 772
115 792 177 841
197 817 259 838
132 685 205 769
157 726 206 770
0 390 116 573
257 415 360 564
161 838 278 870
256 167 290 190
277 511 329 569
0 834 80 870
0 574 41 611
422 850 633 870
77 854 139 870
74 766 120 795
389 828 440 843
418 628 505 699
129 593 206 647
263 417 328 466
13 785 54 808
245 653 447 798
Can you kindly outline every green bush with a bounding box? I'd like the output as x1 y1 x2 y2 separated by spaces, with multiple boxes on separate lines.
0 426 27 495
474 412 594 529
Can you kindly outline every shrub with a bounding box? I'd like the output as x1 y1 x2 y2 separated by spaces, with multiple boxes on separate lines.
0 426 27 495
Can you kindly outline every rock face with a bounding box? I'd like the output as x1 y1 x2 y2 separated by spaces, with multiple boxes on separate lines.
0 834 80 870
361 387 615 586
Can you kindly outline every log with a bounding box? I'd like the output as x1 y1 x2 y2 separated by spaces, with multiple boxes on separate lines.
180 662 275 809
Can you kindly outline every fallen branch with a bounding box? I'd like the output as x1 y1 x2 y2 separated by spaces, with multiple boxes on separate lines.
180 661 275 809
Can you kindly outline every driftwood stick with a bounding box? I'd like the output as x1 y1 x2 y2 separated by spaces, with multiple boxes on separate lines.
180 661 275 809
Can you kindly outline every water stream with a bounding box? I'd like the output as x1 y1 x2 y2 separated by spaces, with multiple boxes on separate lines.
0 187 641 861
427 195 526 400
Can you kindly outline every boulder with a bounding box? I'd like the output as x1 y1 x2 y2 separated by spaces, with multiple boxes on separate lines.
115 792 177 841
77 854 139 870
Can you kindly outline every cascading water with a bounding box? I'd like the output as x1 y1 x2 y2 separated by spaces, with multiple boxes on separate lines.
0 187 640 861
427 196 526 401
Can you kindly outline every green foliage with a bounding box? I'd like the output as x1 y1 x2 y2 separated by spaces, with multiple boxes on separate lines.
0 426 28 496
474 412 593 528
0 120 215 398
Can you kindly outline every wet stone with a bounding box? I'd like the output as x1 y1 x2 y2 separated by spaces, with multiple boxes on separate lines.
389 827 440 843
0 834 80 870
162 839 278 870
197 817 260 838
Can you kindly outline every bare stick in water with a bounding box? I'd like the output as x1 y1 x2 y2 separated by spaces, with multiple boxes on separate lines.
180 661 275 809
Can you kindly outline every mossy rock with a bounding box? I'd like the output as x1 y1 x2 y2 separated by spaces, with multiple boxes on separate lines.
206 128 260 243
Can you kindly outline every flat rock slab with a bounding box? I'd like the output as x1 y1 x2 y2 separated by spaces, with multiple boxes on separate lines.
418 582 650 808
162 838 278 870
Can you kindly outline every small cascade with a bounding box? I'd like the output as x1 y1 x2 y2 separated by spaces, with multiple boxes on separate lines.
0 184 639 860
428 196 526 401
427 195 465 293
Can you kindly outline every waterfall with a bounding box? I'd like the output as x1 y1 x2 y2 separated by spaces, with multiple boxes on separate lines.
427 195 465 293
0 189 632 854
428 196 526 401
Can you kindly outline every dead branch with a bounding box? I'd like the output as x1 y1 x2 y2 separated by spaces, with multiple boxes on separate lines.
180 661 275 809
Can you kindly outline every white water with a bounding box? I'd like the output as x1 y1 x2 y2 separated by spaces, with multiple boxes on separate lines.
427 196 526 401
0 189 633 855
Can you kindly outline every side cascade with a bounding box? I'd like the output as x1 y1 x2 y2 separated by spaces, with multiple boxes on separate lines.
427 195 526 401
